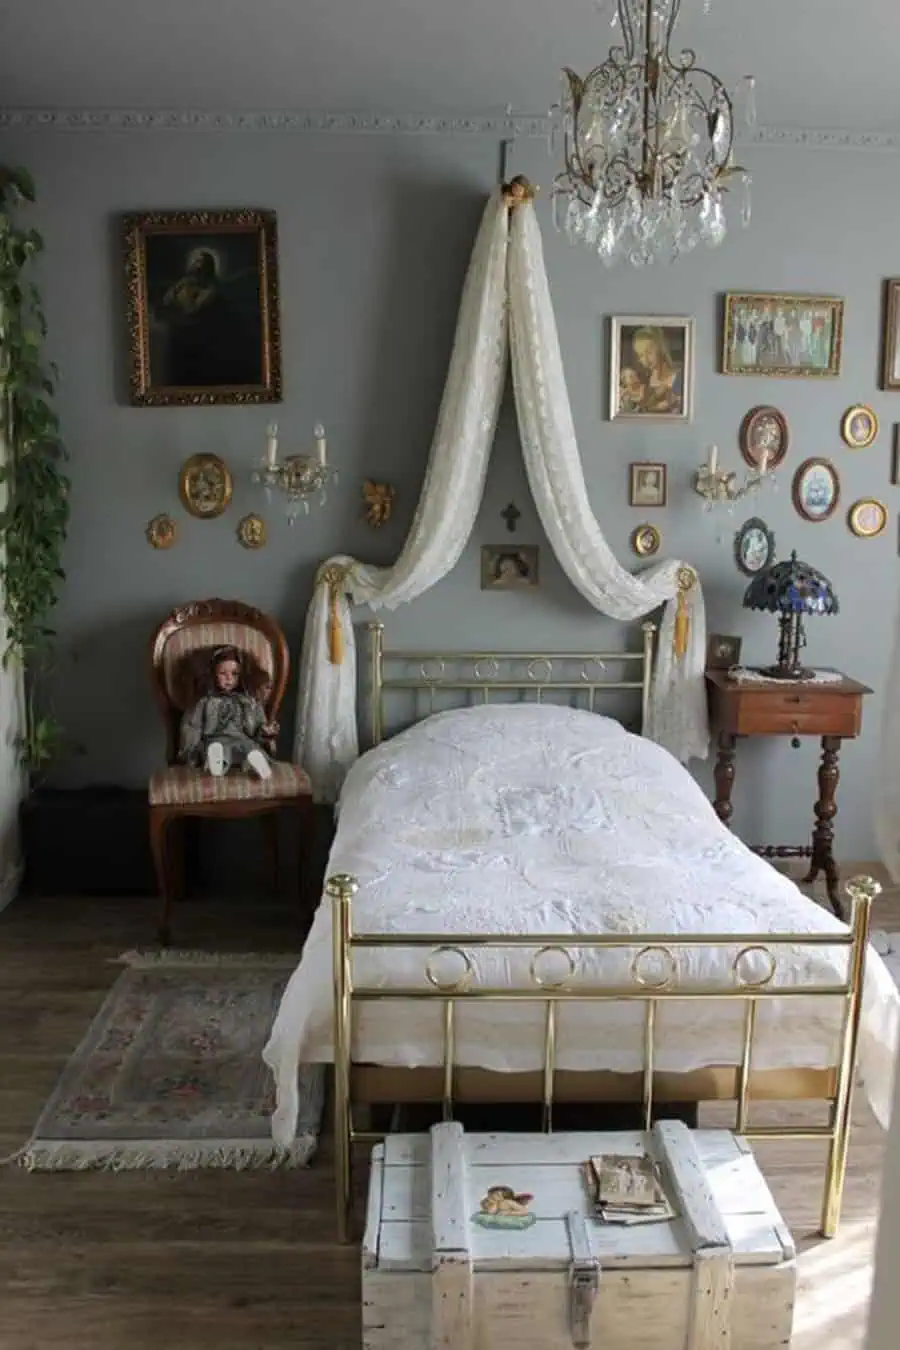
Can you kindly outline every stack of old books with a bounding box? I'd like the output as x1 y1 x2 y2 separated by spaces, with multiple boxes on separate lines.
583 1152 676 1226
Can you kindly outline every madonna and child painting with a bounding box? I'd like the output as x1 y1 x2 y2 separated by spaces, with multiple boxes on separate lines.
609 317 694 422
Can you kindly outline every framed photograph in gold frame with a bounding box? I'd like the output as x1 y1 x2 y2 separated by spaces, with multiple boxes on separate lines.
123 208 282 406
881 279 900 390
722 293 844 377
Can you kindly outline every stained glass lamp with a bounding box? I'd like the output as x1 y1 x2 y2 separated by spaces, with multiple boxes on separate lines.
742 550 839 680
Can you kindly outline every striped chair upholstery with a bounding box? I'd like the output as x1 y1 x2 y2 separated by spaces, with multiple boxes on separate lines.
149 762 310 807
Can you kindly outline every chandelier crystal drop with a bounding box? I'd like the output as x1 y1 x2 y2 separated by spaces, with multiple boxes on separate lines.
552 0 756 266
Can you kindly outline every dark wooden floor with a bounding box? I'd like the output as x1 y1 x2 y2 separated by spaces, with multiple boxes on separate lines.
0 879 895 1350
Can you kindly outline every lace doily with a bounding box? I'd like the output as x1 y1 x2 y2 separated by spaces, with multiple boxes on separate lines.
726 667 844 685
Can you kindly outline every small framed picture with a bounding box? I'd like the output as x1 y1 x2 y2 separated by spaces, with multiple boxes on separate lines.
629 462 667 507
631 523 661 557
881 279 900 389
722 293 844 378
706 633 743 671
892 426 900 484
739 406 789 471
481 545 539 591
840 404 879 449
792 457 841 523
734 517 775 576
609 316 694 421
847 498 888 539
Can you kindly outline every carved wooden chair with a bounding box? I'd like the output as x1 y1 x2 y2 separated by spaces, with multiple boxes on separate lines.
148 598 312 945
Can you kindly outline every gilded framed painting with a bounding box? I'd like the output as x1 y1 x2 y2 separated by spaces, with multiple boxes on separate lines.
609 316 694 422
722 293 844 378
881 279 900 389
123 208 282 406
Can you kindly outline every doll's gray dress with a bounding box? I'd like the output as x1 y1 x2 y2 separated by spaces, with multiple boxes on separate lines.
178 692 269 771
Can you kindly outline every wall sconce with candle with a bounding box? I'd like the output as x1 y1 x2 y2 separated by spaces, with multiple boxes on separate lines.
251 422 338 524
693 442 775 514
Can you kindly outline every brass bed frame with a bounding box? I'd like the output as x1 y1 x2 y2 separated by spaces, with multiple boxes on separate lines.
326 622 880 1242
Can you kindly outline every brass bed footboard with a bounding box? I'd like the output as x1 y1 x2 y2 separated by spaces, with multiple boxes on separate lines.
327 872 880 1243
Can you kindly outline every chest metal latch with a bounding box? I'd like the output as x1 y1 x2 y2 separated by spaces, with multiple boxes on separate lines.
566 1210 601 1349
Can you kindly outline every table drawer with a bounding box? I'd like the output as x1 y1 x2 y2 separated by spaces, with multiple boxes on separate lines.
732 694 862 737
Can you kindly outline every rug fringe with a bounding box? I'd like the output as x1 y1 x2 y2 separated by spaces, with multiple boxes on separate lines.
113 949 300 969
18 1134 318 1173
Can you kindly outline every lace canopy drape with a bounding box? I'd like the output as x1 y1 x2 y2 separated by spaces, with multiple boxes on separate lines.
295 183 708 801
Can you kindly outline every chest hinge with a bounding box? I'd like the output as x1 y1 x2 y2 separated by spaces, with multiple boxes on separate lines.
566 1210 601 1349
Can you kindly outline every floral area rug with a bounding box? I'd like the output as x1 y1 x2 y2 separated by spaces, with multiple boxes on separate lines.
19 950 324 1172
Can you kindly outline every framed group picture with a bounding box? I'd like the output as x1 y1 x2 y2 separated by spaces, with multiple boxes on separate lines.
882 279 900 389
123 208 282 406
609 316 694 422
722 293 844 378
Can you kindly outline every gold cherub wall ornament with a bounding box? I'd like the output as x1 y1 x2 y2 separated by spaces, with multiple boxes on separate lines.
362 480 395 529
501 175 537 209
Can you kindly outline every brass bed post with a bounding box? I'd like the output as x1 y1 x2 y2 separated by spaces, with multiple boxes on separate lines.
328 873 358 1243
368 622 385 747
641 621 655 732
820 874 880 1238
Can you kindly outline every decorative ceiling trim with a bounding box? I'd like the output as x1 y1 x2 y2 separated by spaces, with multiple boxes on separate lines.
1 107 899 150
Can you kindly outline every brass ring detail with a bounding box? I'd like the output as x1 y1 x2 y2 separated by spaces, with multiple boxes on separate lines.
631 945 679 990
580 658 608 683
732 944 778 989
527 658 553 684
424 945 474 993
473 659 500 682
419 659 446 683
529 945 577 989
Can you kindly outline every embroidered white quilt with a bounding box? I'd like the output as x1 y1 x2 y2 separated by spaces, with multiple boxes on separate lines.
265 705 897 1145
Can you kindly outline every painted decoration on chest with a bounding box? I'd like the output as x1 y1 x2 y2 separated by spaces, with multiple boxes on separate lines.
472 1184 536 1230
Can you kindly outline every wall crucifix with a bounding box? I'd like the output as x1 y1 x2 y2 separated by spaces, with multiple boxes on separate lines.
501 501 521 533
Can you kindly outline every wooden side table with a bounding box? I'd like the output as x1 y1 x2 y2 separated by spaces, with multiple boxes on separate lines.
705 669 871 916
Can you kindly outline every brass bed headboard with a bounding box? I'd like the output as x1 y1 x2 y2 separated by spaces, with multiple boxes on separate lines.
366 619 657 746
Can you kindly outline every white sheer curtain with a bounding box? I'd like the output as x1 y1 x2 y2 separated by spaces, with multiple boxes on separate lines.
295 186 708 800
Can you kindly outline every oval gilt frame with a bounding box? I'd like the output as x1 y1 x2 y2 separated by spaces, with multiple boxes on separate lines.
178 453 233 519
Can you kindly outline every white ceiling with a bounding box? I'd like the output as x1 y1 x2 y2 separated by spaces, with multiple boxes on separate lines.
1 0 898 131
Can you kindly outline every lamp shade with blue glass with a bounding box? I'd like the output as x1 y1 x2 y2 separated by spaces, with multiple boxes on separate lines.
742 550 839 680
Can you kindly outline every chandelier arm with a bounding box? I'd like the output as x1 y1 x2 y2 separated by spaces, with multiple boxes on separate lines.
617 0 637 62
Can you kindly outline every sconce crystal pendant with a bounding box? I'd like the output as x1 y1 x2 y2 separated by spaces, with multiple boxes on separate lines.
251 422 338 525
552 0 756 267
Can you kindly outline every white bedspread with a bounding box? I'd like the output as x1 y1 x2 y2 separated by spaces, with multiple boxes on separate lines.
265 705 898 1144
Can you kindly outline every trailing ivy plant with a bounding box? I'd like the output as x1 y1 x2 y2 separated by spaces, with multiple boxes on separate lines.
0 166 70 780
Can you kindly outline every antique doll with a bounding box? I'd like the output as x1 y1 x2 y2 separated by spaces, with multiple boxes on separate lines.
178 645 278 780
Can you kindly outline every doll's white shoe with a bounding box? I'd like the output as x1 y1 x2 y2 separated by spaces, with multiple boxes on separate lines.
246 748 272 780
205 742 227 777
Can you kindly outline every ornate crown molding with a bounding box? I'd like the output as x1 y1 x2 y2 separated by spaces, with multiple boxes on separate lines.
1 106 898 150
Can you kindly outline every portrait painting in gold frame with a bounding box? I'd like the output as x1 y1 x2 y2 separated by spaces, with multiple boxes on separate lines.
123 208 282 406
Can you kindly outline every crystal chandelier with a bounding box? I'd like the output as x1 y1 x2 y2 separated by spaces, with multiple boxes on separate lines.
552 0 756 266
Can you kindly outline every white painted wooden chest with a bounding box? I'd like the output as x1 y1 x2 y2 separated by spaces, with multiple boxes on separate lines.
362 1121 795 1350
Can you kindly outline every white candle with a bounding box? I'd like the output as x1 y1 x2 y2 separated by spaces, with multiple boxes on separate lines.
759 448 770 475
314 423 327 467
265 422 279 469
708 444 719 477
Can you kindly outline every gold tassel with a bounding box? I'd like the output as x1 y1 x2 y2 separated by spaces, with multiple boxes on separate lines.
329 585 344 665
673 566 696 660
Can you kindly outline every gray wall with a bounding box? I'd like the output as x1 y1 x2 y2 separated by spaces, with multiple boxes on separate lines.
0 125 895 859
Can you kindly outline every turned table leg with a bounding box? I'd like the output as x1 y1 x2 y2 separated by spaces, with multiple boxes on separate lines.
713 732 737 827
804 735 843 916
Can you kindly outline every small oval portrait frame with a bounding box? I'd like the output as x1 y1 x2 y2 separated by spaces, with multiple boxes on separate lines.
146 513 177 550
792 457 841 523
841 404 879 450
847 497 888 539
237 512 267 549
734 516 775 576
739 406 789 471
631 523 661 557
179 453 234 519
